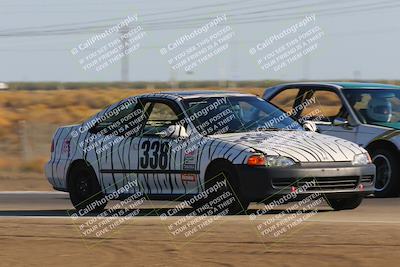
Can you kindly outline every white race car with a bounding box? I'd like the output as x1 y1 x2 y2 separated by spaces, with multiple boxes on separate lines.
45 91 375 214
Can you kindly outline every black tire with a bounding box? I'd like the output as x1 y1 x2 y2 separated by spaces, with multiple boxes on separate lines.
68 162 107 213
369 148 399 198
197 162 249 215
327 195 363 211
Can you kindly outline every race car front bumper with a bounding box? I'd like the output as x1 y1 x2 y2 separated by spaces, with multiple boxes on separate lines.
234 162 376 202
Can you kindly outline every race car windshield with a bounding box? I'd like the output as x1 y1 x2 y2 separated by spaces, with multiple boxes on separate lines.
182 96 303 135
343 89 400 129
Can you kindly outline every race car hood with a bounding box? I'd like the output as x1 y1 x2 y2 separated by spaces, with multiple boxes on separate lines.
211 130 366 162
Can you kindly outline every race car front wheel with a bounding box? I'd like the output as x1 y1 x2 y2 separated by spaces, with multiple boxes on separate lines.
68 162 107 213
370 148 399 198
201 162 250 215
327 195 363 211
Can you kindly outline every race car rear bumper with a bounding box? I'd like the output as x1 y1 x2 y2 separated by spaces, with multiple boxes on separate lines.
234 162 376 202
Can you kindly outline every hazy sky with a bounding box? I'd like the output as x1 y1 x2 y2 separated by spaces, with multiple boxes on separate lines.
0 0 400 82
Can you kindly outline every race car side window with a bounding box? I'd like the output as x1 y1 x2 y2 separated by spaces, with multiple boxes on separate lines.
142 102 180 136
90 99 145 137
269 88 300 114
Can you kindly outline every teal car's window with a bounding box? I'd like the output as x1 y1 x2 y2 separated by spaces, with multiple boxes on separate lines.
300 90 344 122
269 88 300 114
343 89 400 129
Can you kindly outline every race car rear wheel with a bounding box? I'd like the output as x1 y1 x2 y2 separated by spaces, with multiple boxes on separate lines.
68 162 107 213
327 195 363 211
370 148 399 198
201 162 250 215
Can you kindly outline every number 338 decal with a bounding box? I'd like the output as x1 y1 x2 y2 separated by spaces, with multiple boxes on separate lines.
140 140 169 169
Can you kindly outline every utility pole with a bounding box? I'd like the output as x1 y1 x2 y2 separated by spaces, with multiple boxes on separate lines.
353 70 361 81
19 120 32 162
302 55 310 80
120 25 129 82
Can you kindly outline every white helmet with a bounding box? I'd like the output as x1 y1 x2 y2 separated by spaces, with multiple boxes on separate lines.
367 97 392 122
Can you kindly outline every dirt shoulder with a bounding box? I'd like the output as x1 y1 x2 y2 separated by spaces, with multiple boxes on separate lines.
0 172 52 191
0 217 399 267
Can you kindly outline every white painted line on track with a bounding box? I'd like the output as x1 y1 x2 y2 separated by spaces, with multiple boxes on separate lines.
250 218 400 224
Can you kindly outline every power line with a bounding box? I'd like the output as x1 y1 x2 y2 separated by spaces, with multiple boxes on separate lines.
1 0 399 38
0 0 361 35
0 0 256 34
2 25 400 52
0 0 398 43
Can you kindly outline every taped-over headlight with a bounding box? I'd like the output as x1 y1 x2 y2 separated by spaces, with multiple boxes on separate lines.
352 153 371 165
265 155 295 167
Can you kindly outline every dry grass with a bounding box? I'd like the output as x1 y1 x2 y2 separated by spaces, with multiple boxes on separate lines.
0 87 264 175
0 87 264 131
19 157 48 173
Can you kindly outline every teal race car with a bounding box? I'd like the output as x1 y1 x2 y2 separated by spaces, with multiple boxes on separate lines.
263 82 400 197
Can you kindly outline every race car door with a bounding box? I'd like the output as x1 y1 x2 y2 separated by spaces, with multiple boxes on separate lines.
135 98 200 196
90 98 145 194
269 86 358 143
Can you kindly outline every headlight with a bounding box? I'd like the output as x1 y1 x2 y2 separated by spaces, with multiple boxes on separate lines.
265 155 295 167
352 153 371 165
247 154 295 167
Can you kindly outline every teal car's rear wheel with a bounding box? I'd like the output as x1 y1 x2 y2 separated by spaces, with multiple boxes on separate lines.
370 148 399 198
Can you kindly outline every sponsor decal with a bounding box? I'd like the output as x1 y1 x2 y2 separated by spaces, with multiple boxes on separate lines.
183 163 196 170
184 150 195 157
181 173 197 182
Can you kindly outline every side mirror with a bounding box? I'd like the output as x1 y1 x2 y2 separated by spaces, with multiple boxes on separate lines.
333 118 349 127
303 121 318 132
161 125 188 139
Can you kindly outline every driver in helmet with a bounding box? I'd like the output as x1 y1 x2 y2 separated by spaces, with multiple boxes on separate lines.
366 97 392 122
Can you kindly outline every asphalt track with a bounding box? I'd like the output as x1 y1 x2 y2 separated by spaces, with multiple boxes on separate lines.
0 191 399 266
